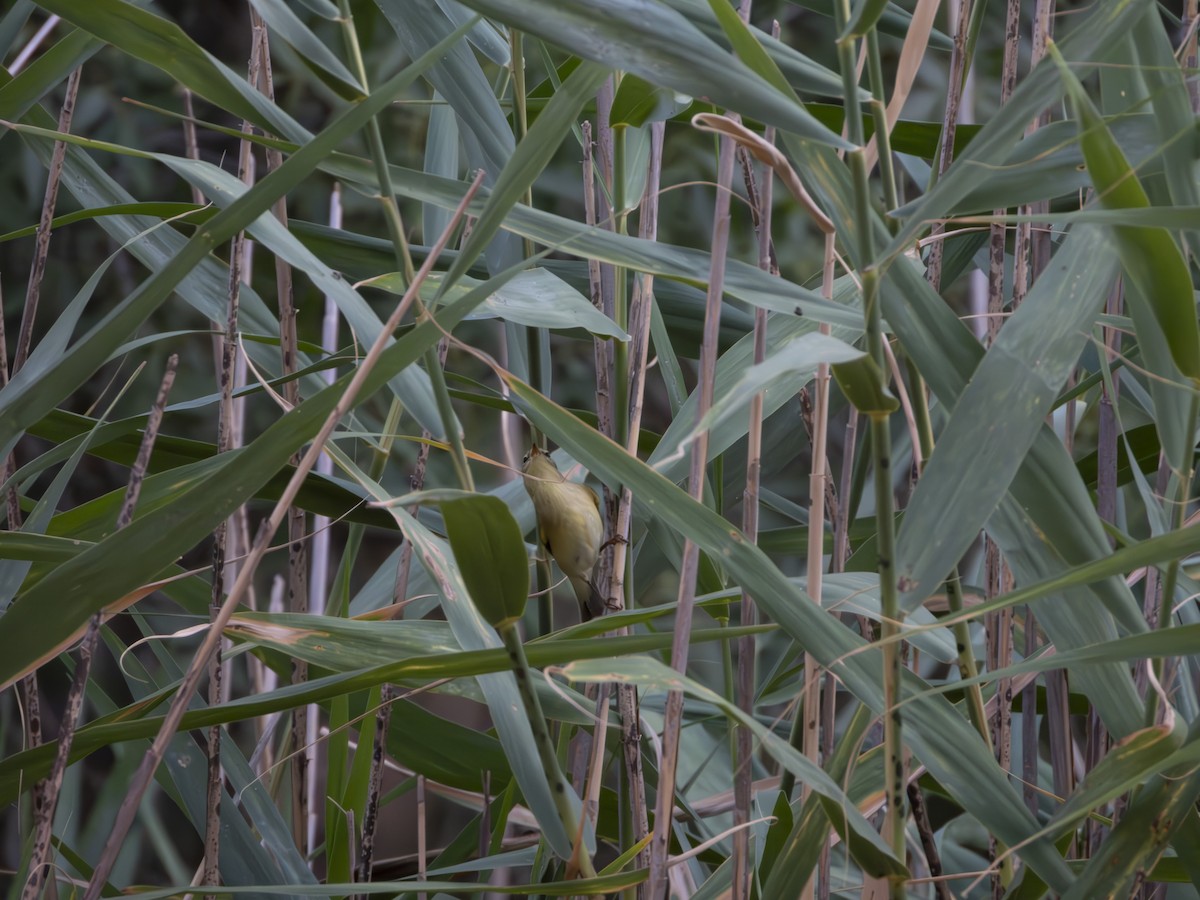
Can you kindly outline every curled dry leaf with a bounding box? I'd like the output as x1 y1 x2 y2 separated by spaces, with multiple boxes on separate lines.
691 112 834 234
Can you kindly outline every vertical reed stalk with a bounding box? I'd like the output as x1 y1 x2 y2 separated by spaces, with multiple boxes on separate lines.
987 0 1022 344
310 183 342 620
923 0 972 290
646 112 737 900
606 120 664 883
833 2 905 888
206 23 267 886
728 26 784 877
798 230 837 900
733 130 774 900
251 13 312 856
9 63 81 891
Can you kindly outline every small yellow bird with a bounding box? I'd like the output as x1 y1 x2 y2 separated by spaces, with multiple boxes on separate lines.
521 445 606 620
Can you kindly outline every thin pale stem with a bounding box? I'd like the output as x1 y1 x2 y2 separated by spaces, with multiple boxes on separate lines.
181 90 207 206
206 27 266 886
647 113 737 900
583 121 612 450
310 183 343 618
733 120 774 900
607 120 663 885
799 231 837 899
252 13 312 856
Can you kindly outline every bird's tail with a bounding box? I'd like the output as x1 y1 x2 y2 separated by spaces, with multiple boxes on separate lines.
570 575 607 621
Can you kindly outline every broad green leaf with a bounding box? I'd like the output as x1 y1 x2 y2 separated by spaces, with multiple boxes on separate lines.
705 0 798 102
440 494 531 627
921 622 1200 691
22 409 392 532
0 202 209 242
0 26 105 123
1120 10 1200 477
1051 42 1200 382
365 268 630 340
434 0 511 64
0 376 126 607
227 613 461 667
896 225 1119 608
610 73 691 128
150 127 860 330
779 65 1148 742
1064 769 1200 899
649 278 863 481
423 91 460 242
0 533 82 565
380 696 512 790
295 218 757 354
872 238 1147 742
12 122 299 405
689 331 863 440
329 457 584 860
1129 8 1200 255
327 682 380 885
909 115 1166 216
817 573 956 663
82 872 647 899
763 704 876 894
116 635 316 894
451 0 852 149
1046 724 1185 839
831 354 899 416
0 1 34 60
